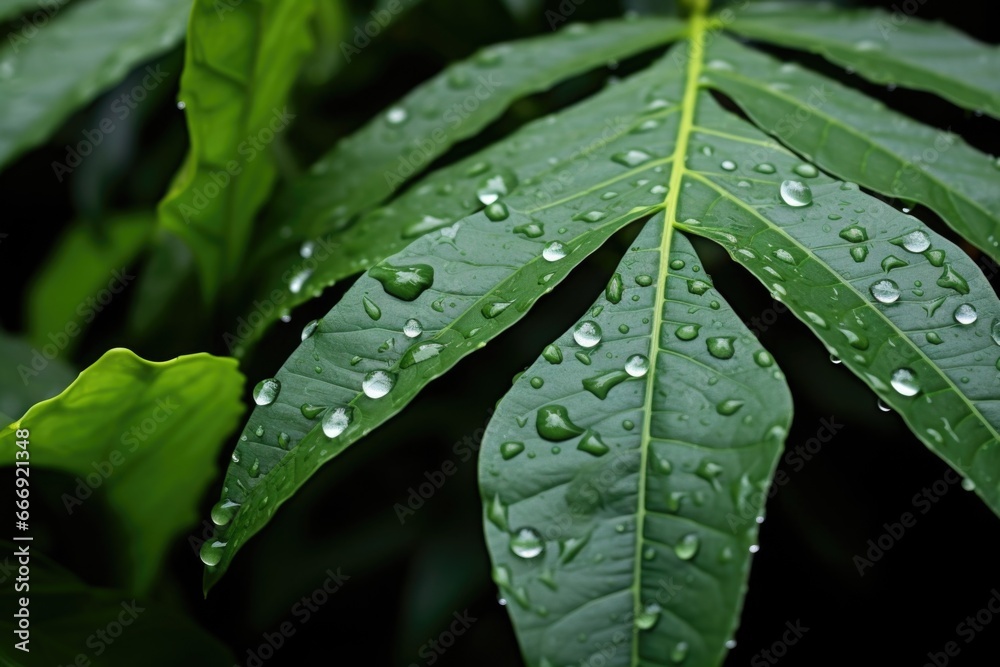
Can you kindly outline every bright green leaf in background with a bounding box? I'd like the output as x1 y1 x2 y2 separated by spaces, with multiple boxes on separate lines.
157 0 316 302
0 0 190 171
2 350 244 594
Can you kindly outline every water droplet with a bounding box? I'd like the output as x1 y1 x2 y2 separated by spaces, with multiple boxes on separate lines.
211 499 240 526
688 279 712 295
403 215 452 238
636 603 661 630
936 263 970 295
253 378 281 406
754 350 774 367
754 163 776 174
362 296 382 320
362 370 395 398
482 301 513 318
536 405 584 441
301 403 324 419
543 241 568 262
541 345 563 365
369 263 434 301
582 370 629 399
793 163 818 178
717 399 744 416
484 202 509 221
870 279 901 304
513 221 544 238
625 354 650 377
510 527 544 559
530 377 544 389
961 478 976 492
954 303 978 325
675 324 700 341
895 230 931 253
877 398 892 412
577 430 610 456
322 407 353 438
991 319 1000 346
850 246 869 263
925 249 946 267
890 368 920 396
611 149 652 167
725 639 737 650
254 425 265 438
773 248 795 264
673 533 700 561
606 273 624 303
400 342 445 368
500 442 525 460
926 332 943 345
804 311 828 329
403 318 423 338
720 160 737 171
779 180 812 206
670 259 686 270
301 320 320 341
200 540 227 567
707 336 736 359
176 100 186 110
573 210 607 223
635 274 653 286
840 328 870 350
881 255 908 272
248 458 261 478
289 268 312 294
573 321 603 348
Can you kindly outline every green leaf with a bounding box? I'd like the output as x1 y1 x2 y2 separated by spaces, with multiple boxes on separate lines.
0 541 233 666
728 2 1000 118
700 35 1000 264
2 350 244 594
670 93 1000 516
202 42 697 588
258 16 686 251
0 0 190 171
27 212 153 354
0 0 51 22
479 218 791 666
233 18 689 354
158 0 316 301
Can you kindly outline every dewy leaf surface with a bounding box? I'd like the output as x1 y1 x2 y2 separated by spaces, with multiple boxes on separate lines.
0 0 190 170
479 218 791 667
673 93 1000 517
701 35 1000 264
728 2 1000 118
2 350 244 594
257 17 686 253
158 0 315 301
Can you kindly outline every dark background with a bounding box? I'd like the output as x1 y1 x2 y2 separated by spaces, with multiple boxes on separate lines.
2 0 998 665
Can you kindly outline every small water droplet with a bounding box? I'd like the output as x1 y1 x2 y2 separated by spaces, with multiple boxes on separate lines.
484 202 510 221
510 527 544 559
895 230 931 253
386 107 408 124
936 263 970 295
536 405 584 441
870 279 901 304
636 603 661 630
543 241 568 262
625 354 650 377
542 345 563 364
954 303 978 325
403 318 423 338
362 296 382 320
301 320 320 341
513 221 544 238
253 378 281 406
577 430 610 456
753 163 776 174
482 301 513 318
675 324 700 341
720 160 737 171
200 540 227 567
850 246 869 263
606 273 624 304
707 336 736 359
573 321 603 348
211 499 240 526
716 399 744 415
369 263 434 301
611 149 652 167
793 163 818 178
500 442 525 460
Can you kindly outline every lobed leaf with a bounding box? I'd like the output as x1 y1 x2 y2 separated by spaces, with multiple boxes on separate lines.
480 218 791 667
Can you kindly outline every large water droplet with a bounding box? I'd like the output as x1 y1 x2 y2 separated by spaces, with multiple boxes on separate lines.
896 230 931 253
779 180 812 206
362 296 382 320
500 442 525 460
322 407 353 438
484 202 509 221
606 273 624 304
839 225 868 243
211 499 240 526
536 405 584 441
870 279 901 304
199 540 227 567
400 342 445 368
369 263 434 301
253 378 281 406
890 368 920 396
403 318 423 338
936 263 970 295
543 241 568 262
954 303 978 325
707 336 736 359
582 371 629 400
636 603 661 630
573 321 603 348
362 370 395 398
625 354 650 377
510 527 544 559
578 430 610 456
675 324 700 341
